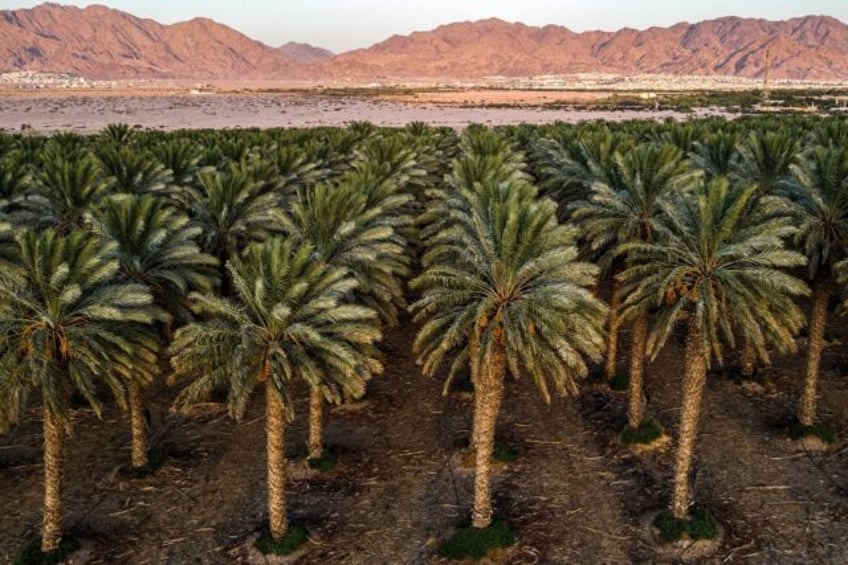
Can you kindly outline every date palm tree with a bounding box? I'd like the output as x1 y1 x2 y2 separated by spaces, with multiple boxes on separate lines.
176 164 280 295
100 122 135 145
541 131 635 380
267 143 325 195
0 229 160 553
419 127 529 249
150 137 203 191
572 143 699 428
532 128 633 213
733 129 798 197
0 221 17 268
169 238 382 543
96 144 173 196
412 176 606 529
277 172 411 460
620 179 807 519
690 130 738 180
782 145 848 427
731 129 800 375
23 143 112 233
0 151 32 217
94 194 218 469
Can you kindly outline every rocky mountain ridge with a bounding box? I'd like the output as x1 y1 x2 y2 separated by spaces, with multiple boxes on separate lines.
1 3 846 81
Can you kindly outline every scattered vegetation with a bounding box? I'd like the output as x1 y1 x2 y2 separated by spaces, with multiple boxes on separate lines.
118 448 166 479
621 418 664 445
13 537 80 565
788 420 838 444
653 507 719 543
580 89 848 114
725 366 771 388
608 372 629 392
438 517 516 560
307 449 339 472
493 443 520 463
254 523 309 556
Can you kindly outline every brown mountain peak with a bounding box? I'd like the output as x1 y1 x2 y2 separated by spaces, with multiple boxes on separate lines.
0 2 293 79
278 42 333 63
318 15 848 81
1 5 847 82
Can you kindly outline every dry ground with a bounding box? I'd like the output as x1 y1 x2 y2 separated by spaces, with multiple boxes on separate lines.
1 314 847 564
377 90 613 107
0 91 700 133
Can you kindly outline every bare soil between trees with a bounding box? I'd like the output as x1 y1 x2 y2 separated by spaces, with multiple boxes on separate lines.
1 315 847 564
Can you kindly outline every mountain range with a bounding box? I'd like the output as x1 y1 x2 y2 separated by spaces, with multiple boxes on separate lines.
1 3 847 81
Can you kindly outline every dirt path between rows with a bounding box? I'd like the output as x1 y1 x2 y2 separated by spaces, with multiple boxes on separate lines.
1 318 847 563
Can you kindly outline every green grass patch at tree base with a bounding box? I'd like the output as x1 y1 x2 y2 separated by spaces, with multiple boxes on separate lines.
14 536 80 565
621 418 664 445
732 369 771 388
438 517 516 560
254 523 309 556
450 371 475 394
608 372 629 392
788 421 838 444
653 507 718 543
493 443 519 463
586 369 605 384
118 448 166 479
586 369 628 391
307 449 338 472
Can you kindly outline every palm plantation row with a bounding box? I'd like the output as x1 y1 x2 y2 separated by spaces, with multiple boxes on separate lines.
0 116 846 559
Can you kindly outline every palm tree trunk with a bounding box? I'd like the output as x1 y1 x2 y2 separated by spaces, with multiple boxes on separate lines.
42 407 64 553
604 276 622 379
469 323 482 450
308 388 324 460
471 337 506 529
799 282 829 427
671 318 708 519
265 379 288 540
627 312 649 428
129 380 149 469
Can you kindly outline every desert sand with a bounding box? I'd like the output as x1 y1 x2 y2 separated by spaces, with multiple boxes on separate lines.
0 91 707 133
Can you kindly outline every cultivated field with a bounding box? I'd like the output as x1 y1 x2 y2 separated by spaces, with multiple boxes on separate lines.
0 115 847 564
1 317 846 563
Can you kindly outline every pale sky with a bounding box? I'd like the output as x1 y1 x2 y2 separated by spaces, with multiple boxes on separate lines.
2 1 847 53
